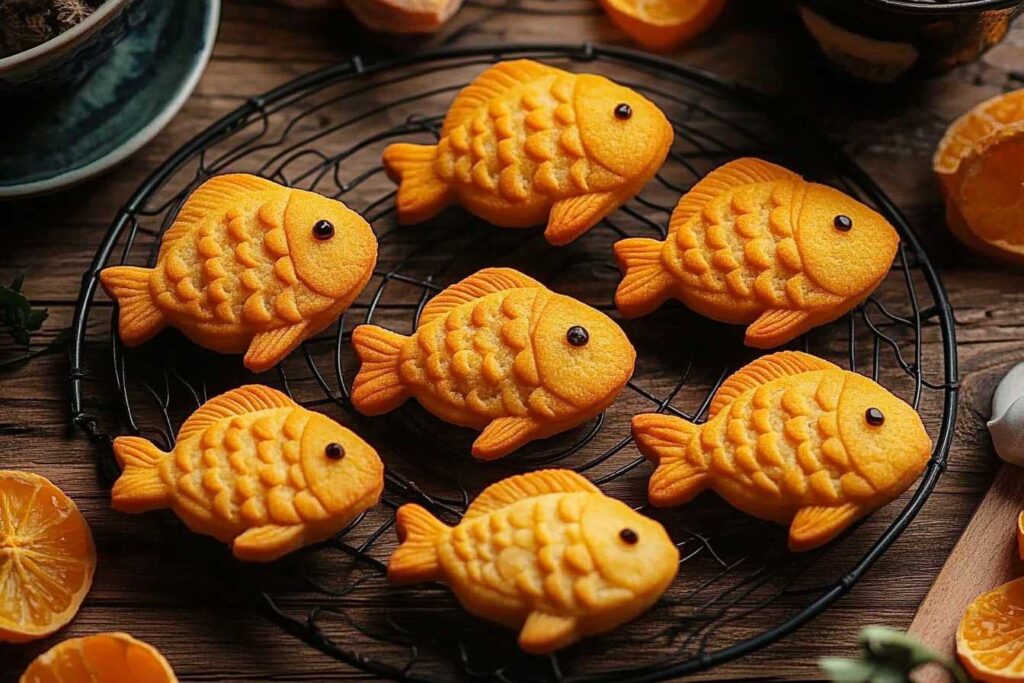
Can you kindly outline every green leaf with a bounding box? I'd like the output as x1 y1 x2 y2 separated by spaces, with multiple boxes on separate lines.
820 627 969 683
0 273 52 352
10 273 24 293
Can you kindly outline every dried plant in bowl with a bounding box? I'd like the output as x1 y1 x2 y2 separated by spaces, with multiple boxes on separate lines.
0 0 104 57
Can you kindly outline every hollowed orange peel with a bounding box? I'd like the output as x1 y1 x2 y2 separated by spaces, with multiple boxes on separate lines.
597 0 726 52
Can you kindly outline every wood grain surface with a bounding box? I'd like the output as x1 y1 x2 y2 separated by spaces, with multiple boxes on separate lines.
0 1 1022 680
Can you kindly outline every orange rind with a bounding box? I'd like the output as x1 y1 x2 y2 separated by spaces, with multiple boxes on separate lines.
0 470 96 644
19 632 178 683
598 0 726 51
934 88 1024 197
946 123 1024 264
957 576 1024 683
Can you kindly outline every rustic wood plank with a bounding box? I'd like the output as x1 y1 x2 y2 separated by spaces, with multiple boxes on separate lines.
0 1 1020 681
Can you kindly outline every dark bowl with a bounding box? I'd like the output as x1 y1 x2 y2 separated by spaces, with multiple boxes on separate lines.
793 0 1024 81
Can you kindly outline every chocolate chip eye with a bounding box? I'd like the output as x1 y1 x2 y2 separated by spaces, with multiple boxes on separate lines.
325 442 345 459
313 219 335 240
619 528 638 544
834 215 853 232
566 325 589 347
614 103 632 120
865 408 885 426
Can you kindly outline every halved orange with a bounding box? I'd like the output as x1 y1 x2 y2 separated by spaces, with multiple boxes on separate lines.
20 632 178 683
598 0 726 52
948 123 1024 263
958 576 1024 683
0 470 96 643
934 88 1024 197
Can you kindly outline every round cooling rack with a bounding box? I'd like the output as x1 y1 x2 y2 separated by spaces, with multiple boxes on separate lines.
69 44 958 682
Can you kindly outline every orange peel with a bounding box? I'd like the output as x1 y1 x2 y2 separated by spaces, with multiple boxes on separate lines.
597 0 726 52
933 88 1024 197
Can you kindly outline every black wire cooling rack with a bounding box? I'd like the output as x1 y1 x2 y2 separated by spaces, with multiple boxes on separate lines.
69 44 958 682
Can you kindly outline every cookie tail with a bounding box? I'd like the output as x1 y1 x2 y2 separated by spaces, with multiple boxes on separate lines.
350 325 411 415
99 266 166 345
632 413 709 507
388 504 448 584
382 143 451 224
111 436 171 513
613 238 674 318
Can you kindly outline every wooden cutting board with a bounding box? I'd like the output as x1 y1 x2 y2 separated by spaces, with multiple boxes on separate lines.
908 462 1024 682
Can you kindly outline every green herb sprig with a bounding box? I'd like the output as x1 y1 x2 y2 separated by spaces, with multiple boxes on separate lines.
0 274 69 371
820 627 968 683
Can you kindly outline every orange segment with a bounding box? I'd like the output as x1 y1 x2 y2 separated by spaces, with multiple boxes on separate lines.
958 576 1024 683
934 89 1024 196
19 632 178 683
1018 510 1024 561
950 124 1024 263
598 0 726 51
0 471 96 643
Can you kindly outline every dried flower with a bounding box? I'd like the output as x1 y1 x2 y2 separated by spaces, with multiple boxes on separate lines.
0 0 100 57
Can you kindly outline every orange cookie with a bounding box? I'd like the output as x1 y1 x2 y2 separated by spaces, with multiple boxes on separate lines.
382 59 674 245
388 470 679 653
100 174 378 373
614 158 899 348
632 351 931 551
110 385 384 562
350 268 636 459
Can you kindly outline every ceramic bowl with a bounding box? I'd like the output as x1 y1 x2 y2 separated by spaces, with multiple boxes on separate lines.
793 0 1024 81
0 0 219 197
0 0 148 93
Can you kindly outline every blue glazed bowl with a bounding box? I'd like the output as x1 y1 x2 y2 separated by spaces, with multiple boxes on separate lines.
0 0 144 94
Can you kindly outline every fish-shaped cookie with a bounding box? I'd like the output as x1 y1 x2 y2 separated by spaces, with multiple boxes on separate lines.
613 158 900 347
382 59 674 245
100 174 378 373
632 352 932 551
388 469 679 653
350 268 636 459
110 385 384 562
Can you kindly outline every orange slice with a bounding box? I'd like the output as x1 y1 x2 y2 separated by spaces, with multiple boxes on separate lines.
0 470 96 643
1017 510 1024 561
598 0 726 51
20 632 178 683
934 88 1024 197
958 576 1024 683
947 123 1024 263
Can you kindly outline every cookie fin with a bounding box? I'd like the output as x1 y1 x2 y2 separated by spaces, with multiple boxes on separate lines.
351 325 411 415
99 266 166 346
745 309 816 349
519 612 579 654
419 268 544 326
669 158 800 231
613 237 674 318
788 502 861 552
442 60 561 136
546 192 620 245
178 385 297 443
708 351 837 419
632 413 709 506
244 321 311 373
232 524 306 562
472 417 539 460
388 504 448 584
382 143 452 225
111 437 171 513
464 470 599 519
169 173 281 245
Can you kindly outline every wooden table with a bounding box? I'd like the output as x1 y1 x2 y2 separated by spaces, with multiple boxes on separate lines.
1 1 1021 680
